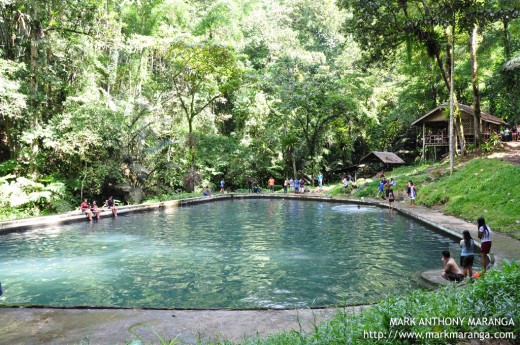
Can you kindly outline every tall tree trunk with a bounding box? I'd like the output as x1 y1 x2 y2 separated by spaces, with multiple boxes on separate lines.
292 149 297 179
446 25 465 158
428 60 438 107
2 5 17 60
470 25 481 146
5 117 16 159
434 49 450 92
448 24 455 175
503 19 511 60
28 16 40 177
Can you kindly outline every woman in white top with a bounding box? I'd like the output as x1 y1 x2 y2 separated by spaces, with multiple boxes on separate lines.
407 181 417 207
477 217 492 272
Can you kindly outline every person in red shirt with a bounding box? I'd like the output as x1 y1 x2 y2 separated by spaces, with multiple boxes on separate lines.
80 199 93 220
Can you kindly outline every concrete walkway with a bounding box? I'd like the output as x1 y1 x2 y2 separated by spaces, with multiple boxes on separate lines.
1 194 519 344
360 196 520 288
0 307 343 345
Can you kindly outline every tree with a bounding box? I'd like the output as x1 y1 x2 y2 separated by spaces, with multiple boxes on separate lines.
0 0 105 174
266 55 357 180
339 0 520 165
0 59 26 160
156 39 242 169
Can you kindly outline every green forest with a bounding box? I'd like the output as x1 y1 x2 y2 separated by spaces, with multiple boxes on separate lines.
1 0 519 218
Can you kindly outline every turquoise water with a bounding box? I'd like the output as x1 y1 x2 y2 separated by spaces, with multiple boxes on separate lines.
0 199 464 309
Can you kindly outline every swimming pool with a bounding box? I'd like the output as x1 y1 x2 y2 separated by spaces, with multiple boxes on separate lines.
0 199 466 309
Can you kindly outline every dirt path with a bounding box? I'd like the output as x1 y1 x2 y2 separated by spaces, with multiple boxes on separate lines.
488 141 520 165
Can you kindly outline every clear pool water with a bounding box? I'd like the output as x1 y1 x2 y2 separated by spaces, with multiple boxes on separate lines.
0 199 466 309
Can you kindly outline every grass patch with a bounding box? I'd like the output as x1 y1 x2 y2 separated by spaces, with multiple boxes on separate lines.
416 158 520 239
334 157 520 239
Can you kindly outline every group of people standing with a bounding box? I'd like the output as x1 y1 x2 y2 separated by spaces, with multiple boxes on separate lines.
246 178 261 193
375 176 399 210
502 126 518 142
376 177 418 210
80 196 118 220
246 174 326 194
442 217 493 282
341 175 354 193
284 177 312 194
216 173 330 195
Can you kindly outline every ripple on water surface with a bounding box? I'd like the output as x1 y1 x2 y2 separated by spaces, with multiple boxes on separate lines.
0 199 470 309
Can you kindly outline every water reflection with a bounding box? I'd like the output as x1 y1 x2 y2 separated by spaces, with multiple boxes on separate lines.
0 199 470 309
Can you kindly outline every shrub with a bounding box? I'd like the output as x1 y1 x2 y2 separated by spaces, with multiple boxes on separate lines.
0 175 71 220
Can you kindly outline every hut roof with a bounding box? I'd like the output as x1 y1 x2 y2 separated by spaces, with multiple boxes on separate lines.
360 152 405 164
412 103 508 126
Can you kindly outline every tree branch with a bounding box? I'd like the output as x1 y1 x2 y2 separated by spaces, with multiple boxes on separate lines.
44 26 91 36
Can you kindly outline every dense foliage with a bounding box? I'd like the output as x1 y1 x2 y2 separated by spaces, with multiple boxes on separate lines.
1 0 519 216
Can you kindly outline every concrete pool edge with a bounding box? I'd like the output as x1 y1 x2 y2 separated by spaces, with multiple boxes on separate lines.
1 194 519 344
0 306 367 344
0 195 215 235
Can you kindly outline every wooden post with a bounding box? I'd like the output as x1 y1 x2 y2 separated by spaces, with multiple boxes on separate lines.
422 124 426 160
449 22 455 175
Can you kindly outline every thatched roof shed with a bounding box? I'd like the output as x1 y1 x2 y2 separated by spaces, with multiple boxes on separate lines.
359 152 405 165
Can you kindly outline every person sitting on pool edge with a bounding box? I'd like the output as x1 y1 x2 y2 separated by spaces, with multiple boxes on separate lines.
441 250 464 282
80 198 93 220
202 186 212 196
91 201 101 220
106 196 118 217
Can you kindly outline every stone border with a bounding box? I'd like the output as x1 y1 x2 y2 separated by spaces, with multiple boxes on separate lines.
0 195 214 235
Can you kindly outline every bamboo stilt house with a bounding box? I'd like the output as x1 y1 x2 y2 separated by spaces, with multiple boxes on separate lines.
412 103 508 151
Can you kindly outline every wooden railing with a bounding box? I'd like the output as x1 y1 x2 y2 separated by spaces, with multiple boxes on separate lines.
424 135 449 146
424 135 482 146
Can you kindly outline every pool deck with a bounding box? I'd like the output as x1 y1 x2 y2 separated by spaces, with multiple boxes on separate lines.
1 193 519 344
